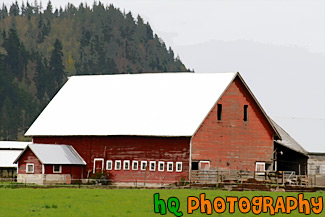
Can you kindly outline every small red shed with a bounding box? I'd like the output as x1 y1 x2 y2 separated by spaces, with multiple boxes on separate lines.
14 144 86 184
24 72 282 185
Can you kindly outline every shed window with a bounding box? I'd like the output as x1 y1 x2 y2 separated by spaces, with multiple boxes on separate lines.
217 104 222 121
141 161 147 170
158 161 164 172
123 160 130 170
26 163 34 173
244 105 248 121
176 162 182 172
115 160 121 170
53 165 62 173
106 160 113 170
167 162 173 172
132 161 138 170
149 161 156 171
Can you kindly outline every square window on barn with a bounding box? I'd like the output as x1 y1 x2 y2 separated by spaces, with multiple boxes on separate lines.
199 161 210 170
123 160 130 170
53 165 62 173
176 162 182 172
244 105 248 121
26 163 34 173
106 160 113 170
115 160 121 170
217 104 222 121
255 162 265 175
141 161 147 170
149 161 156 171
132 161 139 170
191 162 199 171
167 162 173 172
158 161 164 172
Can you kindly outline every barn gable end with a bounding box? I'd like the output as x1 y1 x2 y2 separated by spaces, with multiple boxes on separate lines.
192 75 277 172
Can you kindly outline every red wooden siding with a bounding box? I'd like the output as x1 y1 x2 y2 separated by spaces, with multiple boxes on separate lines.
192 76 275 172
44 165 84 179
33 136 190 184
17 149 42 174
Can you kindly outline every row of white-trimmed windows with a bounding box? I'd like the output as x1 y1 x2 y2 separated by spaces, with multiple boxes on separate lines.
106 160 182 172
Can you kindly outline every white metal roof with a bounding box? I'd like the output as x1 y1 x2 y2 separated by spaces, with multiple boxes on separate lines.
0 150 24 168
25 72 237 137
0 141 29 149
14 144 86 165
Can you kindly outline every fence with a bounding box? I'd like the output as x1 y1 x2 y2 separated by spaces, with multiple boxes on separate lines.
190 170 314 187
1 171 324 189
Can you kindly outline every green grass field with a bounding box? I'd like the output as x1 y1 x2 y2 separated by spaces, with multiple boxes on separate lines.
0 188 323 217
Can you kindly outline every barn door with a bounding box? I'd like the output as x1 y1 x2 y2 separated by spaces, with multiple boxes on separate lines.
93 158 104 174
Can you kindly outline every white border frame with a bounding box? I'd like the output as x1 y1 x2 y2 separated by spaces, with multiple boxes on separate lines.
141 161 147 171
53 165 62 173
106 160 113 170
93 158 104 173
26 163 34 174
167 162 173 172
132 161 139 170
115 160 122 170
176 162 182 172
123 160 130 170
199 161 210 170
255 162 266 175
149 161 156 171
158 161 164 172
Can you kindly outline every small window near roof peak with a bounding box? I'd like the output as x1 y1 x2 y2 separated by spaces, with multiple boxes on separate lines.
217 104 222 121
244 105 248 121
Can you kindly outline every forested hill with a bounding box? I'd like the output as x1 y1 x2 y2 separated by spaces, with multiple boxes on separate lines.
0 1 190 140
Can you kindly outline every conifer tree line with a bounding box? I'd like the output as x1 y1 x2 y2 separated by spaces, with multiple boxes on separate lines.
0 1 190 140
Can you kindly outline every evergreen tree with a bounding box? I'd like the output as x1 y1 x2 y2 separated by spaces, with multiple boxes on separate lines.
49 39 65 90
2 28 28 81
0 2 190 140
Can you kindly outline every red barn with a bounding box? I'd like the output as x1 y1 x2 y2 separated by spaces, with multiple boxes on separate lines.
22 72 281 185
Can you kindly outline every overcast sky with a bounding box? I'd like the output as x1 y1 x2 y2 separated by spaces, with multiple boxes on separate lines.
3 0 325 152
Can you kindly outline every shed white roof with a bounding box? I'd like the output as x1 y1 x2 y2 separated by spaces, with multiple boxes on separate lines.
0 150 25 168
0 141 29 149
14 144 86 165
25 72 238 137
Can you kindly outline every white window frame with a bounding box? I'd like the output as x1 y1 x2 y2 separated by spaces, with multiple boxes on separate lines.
199 161 210 170
115 160 122 170
167 162 173 172
53 165 62 173
106 160 113 170
93 158 104 173
255 162 266 175
158 161 164 172
141 161 147 171
123 160 130 170
132 161 139 170
26 163 34 174
176 162 182 172
149 161 156 171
